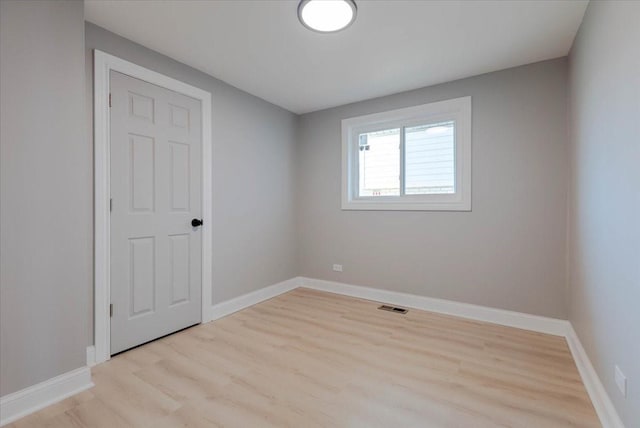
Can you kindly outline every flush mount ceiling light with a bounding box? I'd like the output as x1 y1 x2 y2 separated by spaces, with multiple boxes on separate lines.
298 0 357 33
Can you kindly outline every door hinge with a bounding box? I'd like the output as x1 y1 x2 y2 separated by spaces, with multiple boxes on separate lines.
110 303 113 318
109 93 112 108
110 198 113 212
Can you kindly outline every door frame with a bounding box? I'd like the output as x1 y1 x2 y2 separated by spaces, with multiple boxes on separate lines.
93 50 212 364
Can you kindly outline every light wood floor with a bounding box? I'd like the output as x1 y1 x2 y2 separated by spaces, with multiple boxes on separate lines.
9 288 600 427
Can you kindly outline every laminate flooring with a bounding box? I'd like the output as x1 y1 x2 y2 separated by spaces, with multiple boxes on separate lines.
8 288 600 428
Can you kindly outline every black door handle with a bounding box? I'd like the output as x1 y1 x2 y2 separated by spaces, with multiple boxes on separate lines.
191 218 203 227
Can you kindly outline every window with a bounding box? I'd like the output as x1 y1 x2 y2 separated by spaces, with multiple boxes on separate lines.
341 97 471 211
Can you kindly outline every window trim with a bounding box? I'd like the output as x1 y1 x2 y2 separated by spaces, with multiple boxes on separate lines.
341 96 471 211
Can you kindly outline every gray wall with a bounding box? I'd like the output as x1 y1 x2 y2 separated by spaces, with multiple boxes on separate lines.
297 59 569 319
84 23 299 305
4 7 637 423
568 1 640 425
0 13 298 396
0 0 90 396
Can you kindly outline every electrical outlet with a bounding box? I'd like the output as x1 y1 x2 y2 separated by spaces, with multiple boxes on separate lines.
332 264 343 272
615 365 627 397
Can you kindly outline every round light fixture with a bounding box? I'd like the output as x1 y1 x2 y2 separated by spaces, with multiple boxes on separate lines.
298 0 357 33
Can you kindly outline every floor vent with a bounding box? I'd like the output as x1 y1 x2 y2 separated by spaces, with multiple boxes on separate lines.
378 305 408 314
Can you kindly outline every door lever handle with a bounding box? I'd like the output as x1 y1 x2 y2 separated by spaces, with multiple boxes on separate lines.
191 218 203 227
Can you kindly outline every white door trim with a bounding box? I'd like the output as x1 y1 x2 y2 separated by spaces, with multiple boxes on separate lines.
93 50 212 364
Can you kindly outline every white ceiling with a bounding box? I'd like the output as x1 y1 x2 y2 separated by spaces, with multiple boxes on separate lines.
85 0 588 114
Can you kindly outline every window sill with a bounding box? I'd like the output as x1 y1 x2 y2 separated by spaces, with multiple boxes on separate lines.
341 199 471 211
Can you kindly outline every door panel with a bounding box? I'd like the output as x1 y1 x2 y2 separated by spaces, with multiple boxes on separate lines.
129 237 156 317
129 134 155 212
169 234 190 306
110 70 202 355
169 141 190 212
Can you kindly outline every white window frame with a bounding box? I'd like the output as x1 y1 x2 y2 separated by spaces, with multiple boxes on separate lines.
341 96 471 211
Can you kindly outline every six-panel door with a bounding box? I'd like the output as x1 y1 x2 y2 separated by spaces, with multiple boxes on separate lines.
109 70 202 355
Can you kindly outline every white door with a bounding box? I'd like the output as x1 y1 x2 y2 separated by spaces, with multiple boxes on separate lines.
109 70 202 355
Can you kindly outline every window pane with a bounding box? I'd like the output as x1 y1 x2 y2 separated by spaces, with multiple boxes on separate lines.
358 128 400 197
405 121 455 195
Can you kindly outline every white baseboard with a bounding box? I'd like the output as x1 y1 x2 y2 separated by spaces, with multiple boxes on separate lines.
86 346 96 368
4 277 622 428
299 276 624 428
566 325 625 428
0 367 93 426
0 278 297 426
204 277 301 322
299 277 569 336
